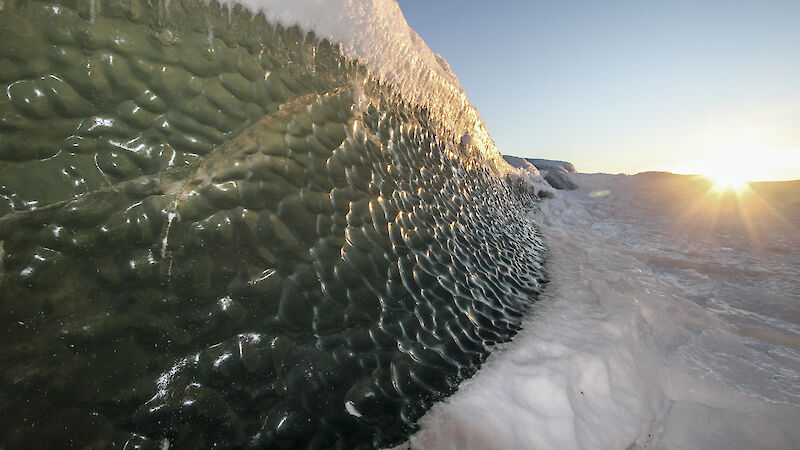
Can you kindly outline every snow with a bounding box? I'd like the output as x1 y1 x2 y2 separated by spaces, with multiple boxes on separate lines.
502 155 555 196
502 155 541 175
216 0 499 164
406 172 800 449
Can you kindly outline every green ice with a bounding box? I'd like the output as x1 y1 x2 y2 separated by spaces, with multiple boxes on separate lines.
0 1 546 447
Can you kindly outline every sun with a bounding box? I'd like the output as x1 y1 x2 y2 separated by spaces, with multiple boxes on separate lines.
706 172 749 192
691 151 753 193
670 148 759 193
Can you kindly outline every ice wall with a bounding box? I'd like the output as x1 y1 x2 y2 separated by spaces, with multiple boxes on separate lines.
0 0 544 447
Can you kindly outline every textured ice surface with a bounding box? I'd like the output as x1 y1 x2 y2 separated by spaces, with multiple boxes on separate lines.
217 0 502 170
0 1 545 447
408 173 800 449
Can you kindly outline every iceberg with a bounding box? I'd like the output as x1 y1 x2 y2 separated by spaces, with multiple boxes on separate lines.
501 155 555 197
507 156 578 191
0 0 545 448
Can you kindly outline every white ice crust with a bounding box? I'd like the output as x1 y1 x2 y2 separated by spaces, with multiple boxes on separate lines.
408 173 800 449
217 0 498 164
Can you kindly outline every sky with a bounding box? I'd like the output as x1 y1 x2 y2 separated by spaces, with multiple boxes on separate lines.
397 0 800 180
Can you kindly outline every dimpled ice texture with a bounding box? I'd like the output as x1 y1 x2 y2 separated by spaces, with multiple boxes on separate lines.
0 1 546 448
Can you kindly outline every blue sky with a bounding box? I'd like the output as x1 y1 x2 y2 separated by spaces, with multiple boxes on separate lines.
398 0 800 180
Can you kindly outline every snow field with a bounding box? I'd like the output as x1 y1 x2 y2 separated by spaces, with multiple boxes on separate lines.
408 173 800 449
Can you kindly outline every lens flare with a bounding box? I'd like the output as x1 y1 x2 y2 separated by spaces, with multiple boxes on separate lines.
706 172 749 192
670 148 800 186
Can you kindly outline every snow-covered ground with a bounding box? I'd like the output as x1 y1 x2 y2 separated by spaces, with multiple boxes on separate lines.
408 172 800 449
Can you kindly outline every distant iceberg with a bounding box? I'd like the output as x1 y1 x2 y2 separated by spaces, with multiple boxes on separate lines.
503 155 578 191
